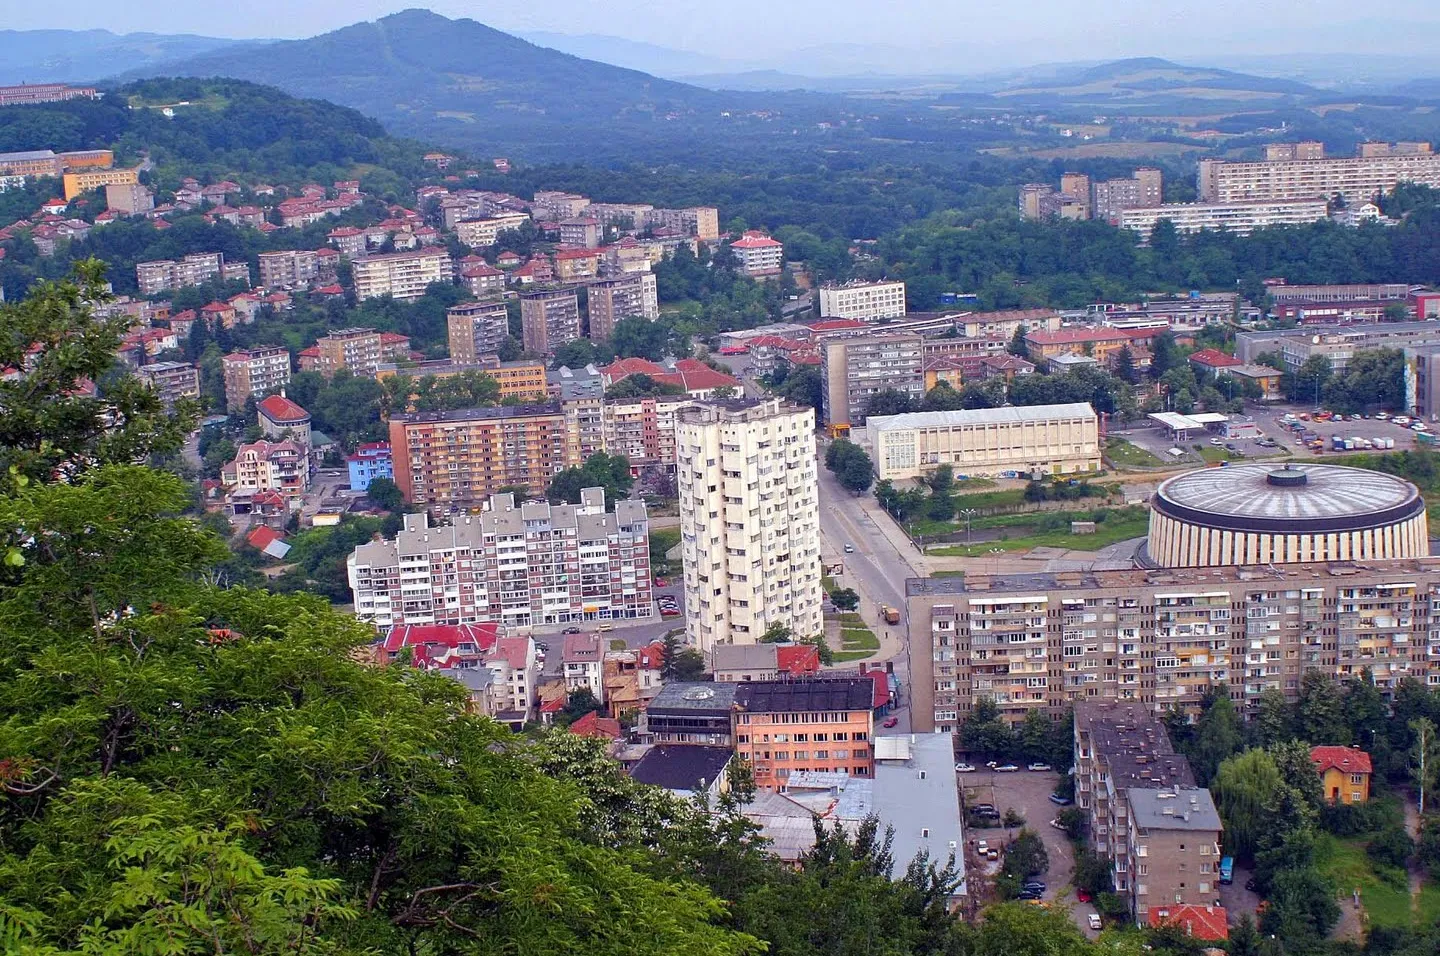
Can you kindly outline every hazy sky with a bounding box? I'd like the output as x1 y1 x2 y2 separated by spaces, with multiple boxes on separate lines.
11 1 1440 61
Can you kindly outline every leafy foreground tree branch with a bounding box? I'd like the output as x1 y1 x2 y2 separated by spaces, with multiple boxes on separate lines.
0 260 198 497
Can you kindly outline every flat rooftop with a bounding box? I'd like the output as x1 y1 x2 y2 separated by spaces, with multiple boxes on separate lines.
867 402 1096 432
906 556 1440 598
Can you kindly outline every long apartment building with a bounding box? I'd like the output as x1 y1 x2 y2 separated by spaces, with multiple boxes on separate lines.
257 249 320 290
820 333 925 428
818 280 908 321
906 560 1440 734
1117 198 1329 240
351 247 453 301
348 489 652 629
1198 142 1440 204
1236 319 1440 373
453 212 531 247
222 347 292 409
447 299 511 363
136 252 225 295
1074 702 1223 921
520 287 582 354
389 403 570 508
586 272 658 340
866 403 1101 481
676 399 823 654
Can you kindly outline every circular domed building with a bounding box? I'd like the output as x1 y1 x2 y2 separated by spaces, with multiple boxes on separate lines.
1146 462 1427 568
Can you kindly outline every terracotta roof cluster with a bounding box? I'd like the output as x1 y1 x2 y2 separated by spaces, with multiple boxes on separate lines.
1189 348 1242 368
603 357 739 394
379 623 502 670
1025 327 1133 345
1147 905 1228 941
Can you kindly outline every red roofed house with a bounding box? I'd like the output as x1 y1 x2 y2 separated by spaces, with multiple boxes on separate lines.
327 226 365 257
806 318 869 334
1188 348 1243 375
730 230 784 277
200 300 238 330
297 346 322 372
245 524 292 560
553 247 602 281
378 623 500 669
1311 746 1373 805
569 710 623 743
1147 905 1228 941
379 331 412 361
711 643 821 682
258 394 312 447
222 439 310 502
496 250 523 268
1023 326 1133 364
602 357 739 399
459 258 506 296
602 641 666 717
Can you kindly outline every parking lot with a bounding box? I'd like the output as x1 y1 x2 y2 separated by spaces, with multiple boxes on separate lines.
959 767 1100 934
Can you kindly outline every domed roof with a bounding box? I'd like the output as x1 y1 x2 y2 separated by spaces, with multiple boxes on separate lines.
1153 463 1423 533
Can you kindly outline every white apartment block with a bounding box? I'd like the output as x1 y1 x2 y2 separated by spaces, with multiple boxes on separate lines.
676 399 823 654
1117 199 1329 240
257 249 319 290
866 403 1101 481
453 213 531 247
729 232 784 277
135 252 224 295
347 489 653 630
222 346 292 409
1198 149 1440 204
818 280 908 321
351 247 453 301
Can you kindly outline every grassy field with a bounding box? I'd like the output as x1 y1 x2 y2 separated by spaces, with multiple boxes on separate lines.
1105 438 1166 468
1196 446 1245 463
841 629 880 651
929 510 1150 556
649 527 681 577
829 614 879 663
1316 833 1440 930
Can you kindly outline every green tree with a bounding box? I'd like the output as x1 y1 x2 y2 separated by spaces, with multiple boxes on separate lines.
0 261 197 496
1249 688 1293 748
365 475 404 512
863 389 917 419
1296 670 1350 745
670 647 707 682
659 630 684 681
1008 324 1030 358
559 687 603 726
959 697 1015 759
830 588 860 611
0 466 758 955
1112 344 1138 384
759 622 793 644
1189 686 1243 784
1289 354 1334 405
548 451 635 507
1211 749 1286 860
610 316 671 360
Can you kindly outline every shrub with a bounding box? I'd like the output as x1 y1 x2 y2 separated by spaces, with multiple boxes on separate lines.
1367 825 1414 870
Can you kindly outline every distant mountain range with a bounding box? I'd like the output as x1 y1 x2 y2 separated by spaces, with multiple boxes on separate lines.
0 29 251 85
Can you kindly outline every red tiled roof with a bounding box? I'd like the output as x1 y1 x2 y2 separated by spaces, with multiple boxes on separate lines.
492 636 532 670
604 357 666 379
1189 348 1242 368
245 525 285 550
381 623 499 655
1025 327 1132 345
1311 746 1372 775
656 359 739 393
379 332 410 344
540 696 566 713
314 284 344 295
200 301 232 313
298 346 321 357
569 710 622 740
807 319 868 332
462 264 503 277
775 644 821 676
731 232 782 249
555 247 601 260
258 394 309 423
1147 905 1228 941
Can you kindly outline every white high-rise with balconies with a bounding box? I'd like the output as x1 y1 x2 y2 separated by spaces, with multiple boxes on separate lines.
675 398 822 655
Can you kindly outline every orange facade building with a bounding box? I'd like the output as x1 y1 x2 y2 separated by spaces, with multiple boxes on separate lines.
731 680 876 790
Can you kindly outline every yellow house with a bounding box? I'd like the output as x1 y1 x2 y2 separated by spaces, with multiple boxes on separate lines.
1311 746 1372 805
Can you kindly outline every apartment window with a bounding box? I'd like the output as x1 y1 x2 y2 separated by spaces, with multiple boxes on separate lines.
1138 864 1148 876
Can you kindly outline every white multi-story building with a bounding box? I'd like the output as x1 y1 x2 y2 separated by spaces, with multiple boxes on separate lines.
1116 199 1329 240
1198 145 1440 204
221 346 292 410
257 249 319 290
818 280 908 321
866 403 1101 481
675 399 822 654
453 212 531 247
728 231 784 277
351 247 453 301
347 489 652 630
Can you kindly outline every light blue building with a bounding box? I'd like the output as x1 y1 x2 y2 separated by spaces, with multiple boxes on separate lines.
348 441 393 491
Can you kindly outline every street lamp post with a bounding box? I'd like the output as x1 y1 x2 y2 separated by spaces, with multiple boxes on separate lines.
961 508 979 547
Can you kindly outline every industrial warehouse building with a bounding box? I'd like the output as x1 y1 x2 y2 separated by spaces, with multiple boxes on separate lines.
864 403 1101 481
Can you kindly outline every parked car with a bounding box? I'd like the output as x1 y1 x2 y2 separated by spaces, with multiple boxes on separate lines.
882 716 899 728
1048 793 1073 806
1088 914 1103 931
1209 437 1224 446
1017 889 1043 900
1027 762 1053 772
562 627 582 634
844 543 855 553
1076 890 1092 903
535 642 549 652
985 760 999 768
995 763 1020 773
972 803 998 817
1022 881 1046 893
975 840 989 855
955 763 976 773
